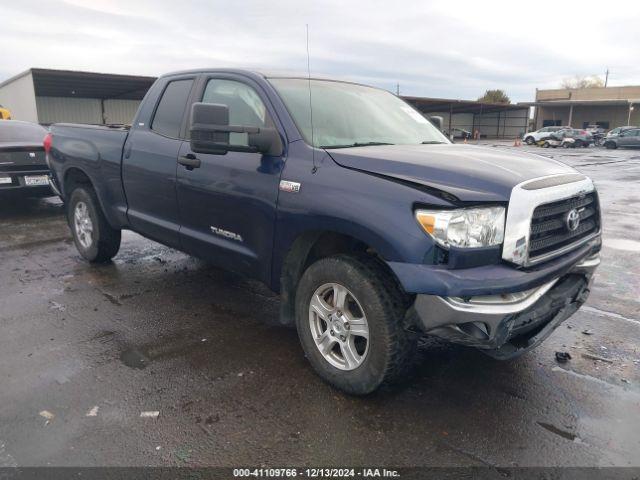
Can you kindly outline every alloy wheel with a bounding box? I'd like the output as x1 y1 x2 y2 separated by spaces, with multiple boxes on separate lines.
308 283 370 371
74 201 94 249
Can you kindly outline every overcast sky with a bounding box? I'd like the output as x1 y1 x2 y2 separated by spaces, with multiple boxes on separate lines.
1 0 639 102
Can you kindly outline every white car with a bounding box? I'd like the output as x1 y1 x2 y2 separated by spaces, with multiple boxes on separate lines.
523 126 566 145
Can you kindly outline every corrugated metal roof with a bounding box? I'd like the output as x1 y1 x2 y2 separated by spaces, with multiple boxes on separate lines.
30 68 156 100
0 68 156 100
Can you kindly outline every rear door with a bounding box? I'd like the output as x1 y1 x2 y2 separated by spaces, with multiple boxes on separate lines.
176 74 285 283
122 75 195 248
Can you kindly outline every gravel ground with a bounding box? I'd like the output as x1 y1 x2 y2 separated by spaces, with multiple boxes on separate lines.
0 142 638 468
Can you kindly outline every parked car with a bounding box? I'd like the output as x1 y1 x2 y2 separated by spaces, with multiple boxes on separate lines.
0 120 52 196
585 125 605 135
447 127 472 139
522 126 566 145
46 69 601 395
603 127 640 149
541 128 593 148
606 126 637 138
540 136 576 149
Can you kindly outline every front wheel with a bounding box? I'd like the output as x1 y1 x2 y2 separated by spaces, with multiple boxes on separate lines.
605 141 617 149
525 136 535 145
295 255 417 395
68 186 121 263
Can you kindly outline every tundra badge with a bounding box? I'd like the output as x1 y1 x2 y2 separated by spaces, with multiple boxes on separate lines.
210 226 243 242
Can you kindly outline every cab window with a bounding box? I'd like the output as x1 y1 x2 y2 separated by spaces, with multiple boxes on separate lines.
151 79 194 138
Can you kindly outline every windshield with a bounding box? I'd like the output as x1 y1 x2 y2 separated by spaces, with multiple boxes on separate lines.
269 78 449 148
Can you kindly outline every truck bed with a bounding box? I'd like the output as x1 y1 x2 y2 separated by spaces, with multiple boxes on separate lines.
49 123 131 227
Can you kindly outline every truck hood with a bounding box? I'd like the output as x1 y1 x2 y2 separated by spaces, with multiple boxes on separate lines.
325 144 575 202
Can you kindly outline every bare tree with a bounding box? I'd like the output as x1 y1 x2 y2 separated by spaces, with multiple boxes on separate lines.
561 75 605 89
477 89 511 104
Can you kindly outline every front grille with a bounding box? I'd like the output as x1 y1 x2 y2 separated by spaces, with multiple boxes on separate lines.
528 192 600 261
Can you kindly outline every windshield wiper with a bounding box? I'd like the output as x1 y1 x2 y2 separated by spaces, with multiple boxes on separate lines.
421 141 447 144
321 142 394 149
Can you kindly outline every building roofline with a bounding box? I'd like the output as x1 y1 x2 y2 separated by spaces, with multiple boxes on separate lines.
30 67 157 82
522 99 636 107
0 67 158 90
537 85 640 93
0 69 34 89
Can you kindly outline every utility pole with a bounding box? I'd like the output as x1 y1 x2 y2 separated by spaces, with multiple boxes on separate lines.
605 68 609 87
396 82 400 96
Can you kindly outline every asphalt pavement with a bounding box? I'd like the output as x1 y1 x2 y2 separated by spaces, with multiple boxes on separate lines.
0 142 638 468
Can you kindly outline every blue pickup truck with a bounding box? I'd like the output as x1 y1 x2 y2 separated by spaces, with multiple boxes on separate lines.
46 69 601 395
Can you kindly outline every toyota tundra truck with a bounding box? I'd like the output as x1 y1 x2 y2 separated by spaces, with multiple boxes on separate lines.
46 69 601 395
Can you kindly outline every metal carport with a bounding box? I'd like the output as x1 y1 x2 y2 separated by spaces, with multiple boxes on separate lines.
402 96 530 139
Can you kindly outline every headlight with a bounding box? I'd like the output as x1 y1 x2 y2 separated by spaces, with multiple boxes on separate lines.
415 206 505 249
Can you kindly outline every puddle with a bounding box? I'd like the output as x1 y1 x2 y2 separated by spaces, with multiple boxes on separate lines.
120 348 149 369
118 334 209 370
605 238 640 252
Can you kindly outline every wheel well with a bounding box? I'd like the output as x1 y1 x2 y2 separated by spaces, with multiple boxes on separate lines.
278 231 405 326
63 168 93 199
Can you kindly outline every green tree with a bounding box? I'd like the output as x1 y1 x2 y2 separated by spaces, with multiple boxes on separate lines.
477 89 511 104
561 75 605 89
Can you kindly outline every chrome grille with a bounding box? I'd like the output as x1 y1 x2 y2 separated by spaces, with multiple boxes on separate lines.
528 192 600 261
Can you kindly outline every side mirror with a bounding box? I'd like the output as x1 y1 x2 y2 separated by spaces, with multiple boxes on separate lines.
189 102 283 156
429 115 444 131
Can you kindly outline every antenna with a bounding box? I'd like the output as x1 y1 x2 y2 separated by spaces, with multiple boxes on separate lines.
306 24 317 173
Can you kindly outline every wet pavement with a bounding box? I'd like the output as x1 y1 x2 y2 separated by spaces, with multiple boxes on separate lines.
0 143 638 468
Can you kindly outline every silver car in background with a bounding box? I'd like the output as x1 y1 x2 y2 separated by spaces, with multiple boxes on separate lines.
604 127 640 149
523 126 565 145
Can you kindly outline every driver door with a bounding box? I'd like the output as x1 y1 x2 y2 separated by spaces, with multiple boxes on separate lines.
176 75 285 284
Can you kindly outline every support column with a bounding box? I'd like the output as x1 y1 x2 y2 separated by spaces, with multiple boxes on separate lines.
568 104 573 127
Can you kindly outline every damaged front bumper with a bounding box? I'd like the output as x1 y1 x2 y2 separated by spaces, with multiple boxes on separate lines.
407 253 600 360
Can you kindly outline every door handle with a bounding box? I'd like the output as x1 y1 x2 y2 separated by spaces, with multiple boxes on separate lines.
178 154 201 170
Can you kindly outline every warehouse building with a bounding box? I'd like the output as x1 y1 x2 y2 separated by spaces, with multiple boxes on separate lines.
403 96 530 139
0 68 156 125
528 85 640 130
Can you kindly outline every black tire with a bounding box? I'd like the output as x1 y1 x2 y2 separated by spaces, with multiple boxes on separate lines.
542 141 550 148
67 186 121 263
525 136 535 145
574 140 583 148
605 141 617 149
295 254 417 395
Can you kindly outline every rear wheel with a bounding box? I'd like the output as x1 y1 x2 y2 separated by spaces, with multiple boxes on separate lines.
542 141 550 148
525 136 535 145
68 186 121 263
605 141 617 149
574 140 583 148
295 254 416 395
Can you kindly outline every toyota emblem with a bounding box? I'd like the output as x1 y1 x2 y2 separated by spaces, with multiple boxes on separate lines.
565 209 581 232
